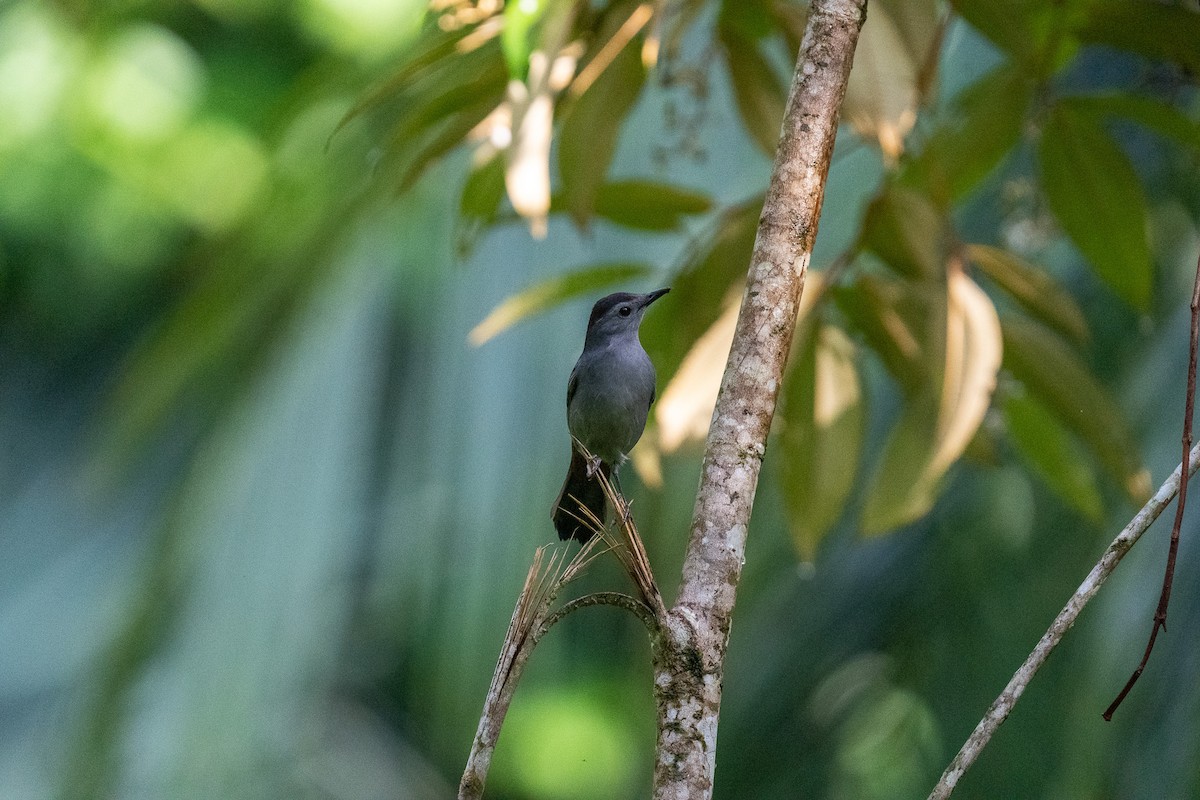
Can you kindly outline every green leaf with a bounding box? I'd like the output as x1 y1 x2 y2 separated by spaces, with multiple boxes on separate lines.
332 20 466 138
902 64 1032 203
1075 0 1200 75
965 243 1089 343
468 263 654 345
641 195 763 373
564 180 712 231
779 322 866 560
1004 390 1104 520
949 0 1068 69
558 39 646 226
456 152 507 256
1000 315 1150 502
718 21 787 157
1060 93 1200 154
1038 104 1152 311
860 186 948 279
861 272 1002 535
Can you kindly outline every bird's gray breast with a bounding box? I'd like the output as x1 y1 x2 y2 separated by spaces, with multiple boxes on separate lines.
567 340 656 464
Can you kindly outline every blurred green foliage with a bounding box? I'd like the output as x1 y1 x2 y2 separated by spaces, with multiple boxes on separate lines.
1 1 1199 799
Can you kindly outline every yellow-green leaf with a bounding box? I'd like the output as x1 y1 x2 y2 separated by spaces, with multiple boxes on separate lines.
469 263 653 345
965 243 1089 344
779 322 865 560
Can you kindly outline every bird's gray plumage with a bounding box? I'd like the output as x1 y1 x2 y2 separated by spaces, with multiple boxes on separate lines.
552 289 668 542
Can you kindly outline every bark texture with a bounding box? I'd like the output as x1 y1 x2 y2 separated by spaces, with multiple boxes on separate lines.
651 2 867 797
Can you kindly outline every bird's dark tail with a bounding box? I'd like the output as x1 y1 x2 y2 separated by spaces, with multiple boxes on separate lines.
552 449 609 542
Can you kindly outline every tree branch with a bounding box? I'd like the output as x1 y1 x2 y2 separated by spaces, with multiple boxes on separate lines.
927 440 1200 800
650 2 866 797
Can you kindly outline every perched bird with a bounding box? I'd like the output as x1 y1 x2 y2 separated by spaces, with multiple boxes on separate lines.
552 288 670 542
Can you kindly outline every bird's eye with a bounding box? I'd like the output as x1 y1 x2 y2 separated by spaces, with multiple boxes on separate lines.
618 306 632 317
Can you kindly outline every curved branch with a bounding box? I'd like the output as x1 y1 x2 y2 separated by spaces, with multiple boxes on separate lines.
927 441 1200 800
537 591 660 639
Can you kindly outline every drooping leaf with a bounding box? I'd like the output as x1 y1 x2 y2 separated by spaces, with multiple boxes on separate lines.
1060 93 1200 154
718 18 787 157
843 0 943 160
1075 0 1200 75
558 37 647 226
860 186 948 280
581 180 711 231
457 151 507 256
1000 315 1150 502
1038 104 1152 311
468 262 653 345
861 272 1002 534
779 322 866 560
641 195 763 373
387 93 506 193
965 243 1089 343
901 64 1032 204
1004 390 1104 520
835 272 940 394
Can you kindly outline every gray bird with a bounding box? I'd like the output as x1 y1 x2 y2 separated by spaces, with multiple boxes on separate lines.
552 288 669 542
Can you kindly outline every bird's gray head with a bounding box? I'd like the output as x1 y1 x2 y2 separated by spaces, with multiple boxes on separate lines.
584 288 669 346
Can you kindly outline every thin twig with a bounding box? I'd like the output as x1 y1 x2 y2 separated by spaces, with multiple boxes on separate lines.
1103 251 1200 719
927 441 1200 800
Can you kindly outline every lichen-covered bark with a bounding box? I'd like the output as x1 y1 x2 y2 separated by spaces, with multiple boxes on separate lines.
652 2 867 797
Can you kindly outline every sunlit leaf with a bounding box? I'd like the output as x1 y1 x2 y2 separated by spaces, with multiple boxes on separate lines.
506 83 554 237
585 180 711 231
901 64 1032 203
1038 104 1152 311
502 0 553 79
779 321 865 560
558 38 646 226
843 0 942 160
1004 390 1104 520
862 272 1002 534
1060 92 1200 154
468 262 653 345
1001 315 1150 502
655 289 741 452
965 243 1088 344
860 186 947 280
1075 0 1200 75
718 18 786 157
656 273 826 454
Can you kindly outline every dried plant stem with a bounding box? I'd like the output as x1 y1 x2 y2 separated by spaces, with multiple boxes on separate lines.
927 441 1200 800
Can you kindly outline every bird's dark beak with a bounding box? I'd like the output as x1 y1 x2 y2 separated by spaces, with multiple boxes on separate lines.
642 287 670 308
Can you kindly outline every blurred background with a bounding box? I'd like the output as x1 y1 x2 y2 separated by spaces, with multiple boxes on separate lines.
2 1 1200 799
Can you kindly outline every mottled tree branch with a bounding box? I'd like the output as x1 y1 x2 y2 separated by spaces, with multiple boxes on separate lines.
650 1 866 797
